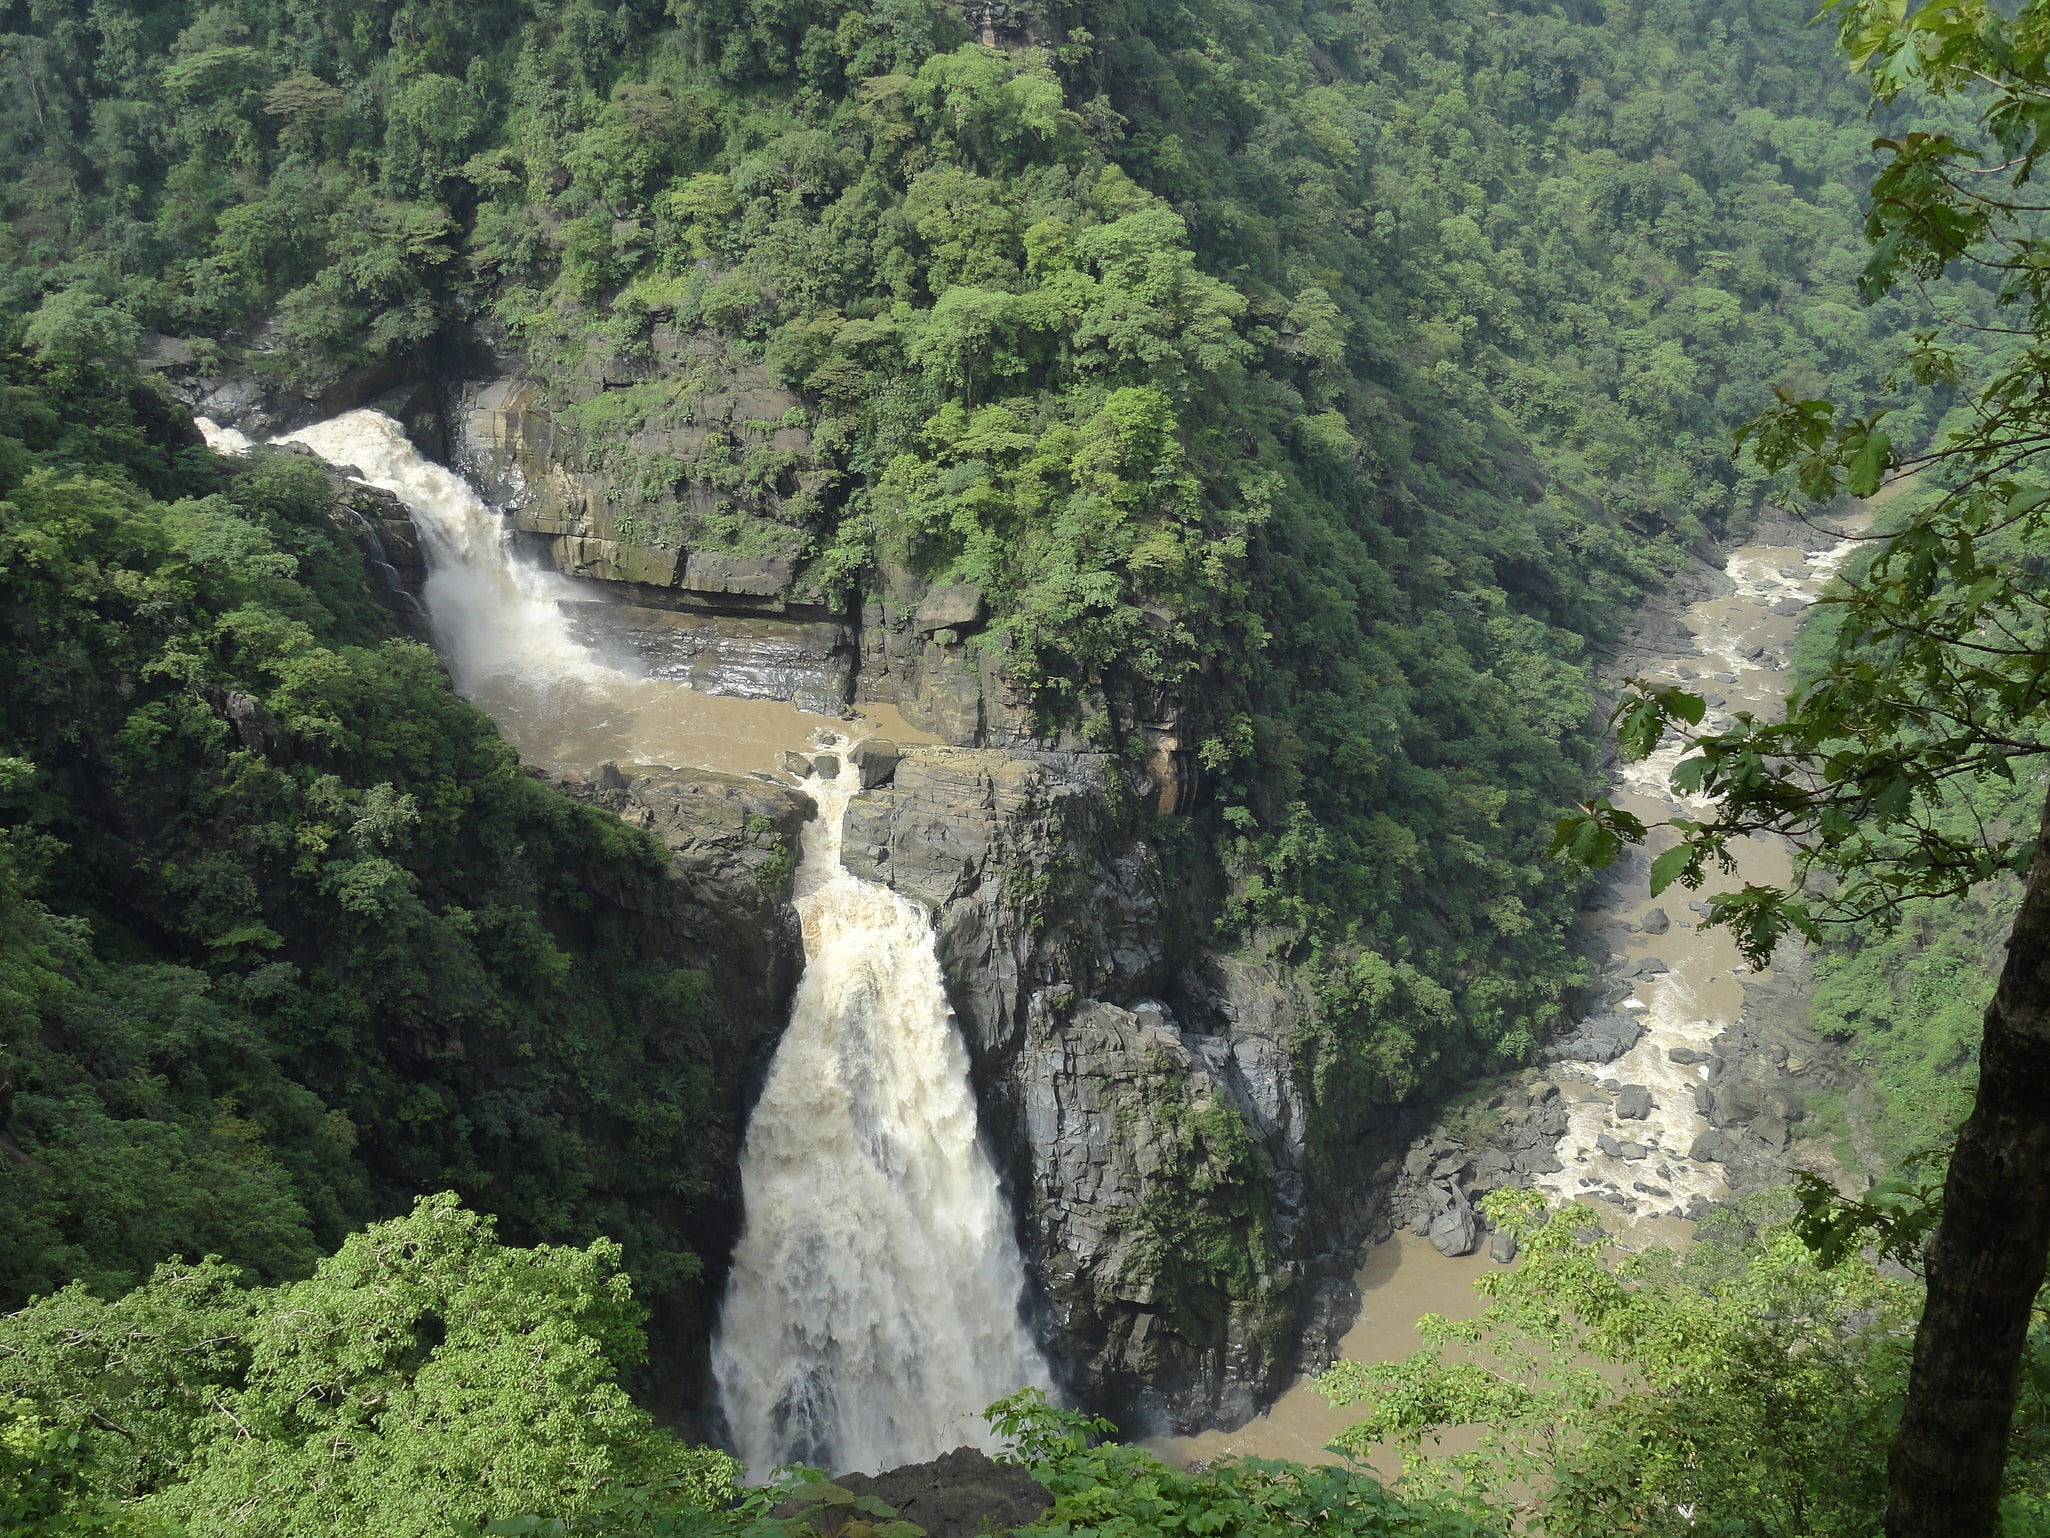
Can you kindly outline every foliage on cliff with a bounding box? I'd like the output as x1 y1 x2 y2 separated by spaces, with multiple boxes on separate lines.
0 337 724 1308
0 0 1966 1115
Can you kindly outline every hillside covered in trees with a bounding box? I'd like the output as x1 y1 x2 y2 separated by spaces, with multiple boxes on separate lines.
0 0 1966 1155
8 0 2049 1531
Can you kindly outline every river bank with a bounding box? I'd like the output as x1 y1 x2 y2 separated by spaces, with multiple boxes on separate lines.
1156 507 1874 1466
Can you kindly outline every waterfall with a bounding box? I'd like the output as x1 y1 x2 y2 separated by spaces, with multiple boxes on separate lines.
232 410 604 694
197 410 1054 1467
197 410 657 772
714 753 1052 1475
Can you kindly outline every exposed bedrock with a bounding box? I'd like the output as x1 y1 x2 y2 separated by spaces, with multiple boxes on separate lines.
553 761 812 1431
839 747 1370 1434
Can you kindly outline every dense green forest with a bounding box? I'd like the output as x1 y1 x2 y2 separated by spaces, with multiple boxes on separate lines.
0 338 734 1309
0 0 1965 1133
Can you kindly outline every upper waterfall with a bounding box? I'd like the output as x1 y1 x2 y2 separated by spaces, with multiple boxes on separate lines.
193 409 852 775
713 750 1053 1475
269 410 603 694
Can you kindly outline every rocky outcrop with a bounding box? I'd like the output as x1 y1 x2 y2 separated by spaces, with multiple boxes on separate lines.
791 1447 1051 1538
444 334 856 710
834 745 1353 1432
552 761 811 1428
329 476 431 640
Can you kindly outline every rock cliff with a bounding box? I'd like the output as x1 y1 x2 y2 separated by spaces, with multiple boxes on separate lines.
836 745 1362 1433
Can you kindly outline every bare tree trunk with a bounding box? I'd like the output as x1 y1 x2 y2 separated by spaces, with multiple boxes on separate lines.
1886 784 2050 1537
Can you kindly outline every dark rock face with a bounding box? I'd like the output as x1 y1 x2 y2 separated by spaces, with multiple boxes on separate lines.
838 747 1335 1432
561 602 855 710
330 479 432 640
553 763 810 1427
815 1448 1051 1538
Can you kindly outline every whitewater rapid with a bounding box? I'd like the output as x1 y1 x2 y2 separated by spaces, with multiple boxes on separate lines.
1531 532 1856 1218
713 751 1052 1475
199 409 604 692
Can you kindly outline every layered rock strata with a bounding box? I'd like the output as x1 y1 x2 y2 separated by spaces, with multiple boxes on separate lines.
832 746 1354 1432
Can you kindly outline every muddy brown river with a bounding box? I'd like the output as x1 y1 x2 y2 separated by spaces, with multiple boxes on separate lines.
1158 524 1853 1469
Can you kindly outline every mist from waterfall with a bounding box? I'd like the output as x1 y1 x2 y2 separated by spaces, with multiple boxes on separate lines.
713 756 1053 1475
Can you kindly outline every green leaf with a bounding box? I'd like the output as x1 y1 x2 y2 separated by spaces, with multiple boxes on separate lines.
1648 843 1693 895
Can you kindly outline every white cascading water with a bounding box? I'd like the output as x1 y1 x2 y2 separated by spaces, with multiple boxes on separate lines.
714 753 1052 1475
199 410 605 694
199 408 1052 1471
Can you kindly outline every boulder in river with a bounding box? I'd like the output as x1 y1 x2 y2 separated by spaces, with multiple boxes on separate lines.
1616 1084 1653 1120
1689 1130 1731 1163
1427 1184 1480 1257
1641 907 1670 935
1489 1231 1518 1265
1542 1011 1644 1064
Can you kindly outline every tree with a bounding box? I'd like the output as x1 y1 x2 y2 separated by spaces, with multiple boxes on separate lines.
1314 1192 1913 1535
1552 2 2050 1529
0 1196 705 1537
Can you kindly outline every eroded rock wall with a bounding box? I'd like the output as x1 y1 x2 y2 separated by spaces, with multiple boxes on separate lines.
835 746 1353 1432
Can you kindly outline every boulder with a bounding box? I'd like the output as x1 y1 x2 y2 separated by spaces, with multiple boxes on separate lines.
1668 1047 1709 1065
1616 1084 1653 1120
811 752 841 779
781 750 814 776
916 583 987 632
1597 1133 1622 1158
1689 1130 1731 1163
1428 1190 1480 1257
1541 1011 1644 1064
1711 1082 1759 1127
1489 1231 1519 1265
1640 907 1671 935
683 551 794 596
1617 1141 1648 1160
810 1446 1051 1538
848 736 902 789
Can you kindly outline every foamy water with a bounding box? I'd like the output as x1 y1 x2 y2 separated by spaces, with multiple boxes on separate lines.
193 411 907 775
713 749 1053 1474
1535 536 1854 1218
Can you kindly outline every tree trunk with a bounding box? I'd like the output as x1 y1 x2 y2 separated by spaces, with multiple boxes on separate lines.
1886 784 2050 1537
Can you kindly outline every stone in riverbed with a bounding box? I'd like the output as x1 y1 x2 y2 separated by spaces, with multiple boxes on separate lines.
811 752 841 778
1427 1183 1480 1256
848 735 902 788
1669 1047 1709 1064
1689 1130 1731 1163
781 750 813 776
1541 1011 1644 1064
1616 1084 1653 1120
1489 1231 1518 1265
1641 907 1670 935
